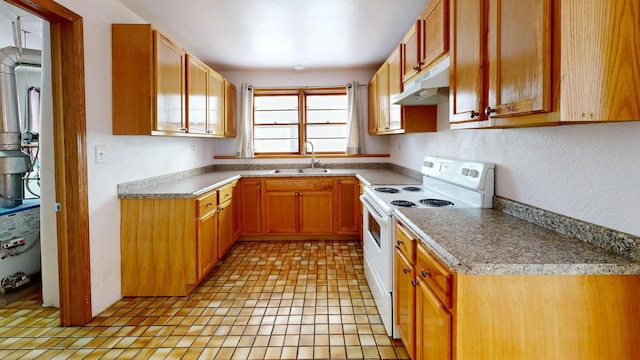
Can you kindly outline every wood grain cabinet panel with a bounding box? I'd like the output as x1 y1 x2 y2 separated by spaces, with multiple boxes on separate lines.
196 206 217 279
334 177 360 235
420 0 449 71
112 24 237 137
394 247 416 359
238 179 263 234
416 279 451 360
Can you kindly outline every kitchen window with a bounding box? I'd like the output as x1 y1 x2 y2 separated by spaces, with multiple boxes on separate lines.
253 88 348 154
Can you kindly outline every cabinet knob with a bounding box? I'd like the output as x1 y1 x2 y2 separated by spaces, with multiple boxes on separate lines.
338 180 342 184
181 127 187 132
411 279 419 287
256 181 260 185
470 110 479 118
421 269 431 277
403 267 411 274
484 106 497 116
412 65 420 71
397 240 404 246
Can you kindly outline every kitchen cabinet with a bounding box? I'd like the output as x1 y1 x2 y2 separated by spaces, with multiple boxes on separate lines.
120 181 238 296
395 247 416 359
450 0 639 129
401 21 421 83
196 191 218 279
231 182 240 241
264 178 333 234
238 178 262 234
450 0 552 128
395 217 640 359
368 47 438 136
224 80 237 137
334 177 360 235
217 182 235 259
402 0 449 85
112 24 237 137
420 0 448 73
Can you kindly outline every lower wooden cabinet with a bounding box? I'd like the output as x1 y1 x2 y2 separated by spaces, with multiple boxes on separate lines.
334 177 360 234
120 181 237 297
264 178 333 234
416 276 451 360
238 178 262 234
196 205 218 279
395 247 416 358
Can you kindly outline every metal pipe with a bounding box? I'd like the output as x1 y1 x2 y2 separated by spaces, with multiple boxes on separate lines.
0 46 41 208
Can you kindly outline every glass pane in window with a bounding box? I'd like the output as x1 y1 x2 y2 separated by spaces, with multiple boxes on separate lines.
254 95 298 110
254 125 299 139
255 139 298 153
306 124 347 138
307 109 347 124
306 138 347 152
254 110 299 124
307 95 346 109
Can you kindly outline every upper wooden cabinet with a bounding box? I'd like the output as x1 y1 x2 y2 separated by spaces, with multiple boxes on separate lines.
450 0 640 129
224 80 237 137
368 47 438 136
112 24 237 137
402 0 449 84
450 0 552 127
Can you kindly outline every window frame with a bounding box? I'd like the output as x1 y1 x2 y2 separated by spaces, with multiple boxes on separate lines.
253 87 347 155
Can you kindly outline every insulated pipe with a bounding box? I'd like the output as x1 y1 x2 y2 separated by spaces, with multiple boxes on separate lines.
0 46 41 208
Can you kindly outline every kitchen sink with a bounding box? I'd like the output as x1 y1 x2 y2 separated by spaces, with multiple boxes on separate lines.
270 168 330 174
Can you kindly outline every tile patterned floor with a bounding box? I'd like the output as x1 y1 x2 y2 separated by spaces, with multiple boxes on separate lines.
0 240 409 359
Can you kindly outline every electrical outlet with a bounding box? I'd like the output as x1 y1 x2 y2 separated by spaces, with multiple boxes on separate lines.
191 143 196 153
0 237 25 250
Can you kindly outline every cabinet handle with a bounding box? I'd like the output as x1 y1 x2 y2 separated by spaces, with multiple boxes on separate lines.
403 267 411 274
470 110 479 118
256 181 260 185
397 240 404 246
412 65 420 71
421 269 431 277
411 279 419 287
338 180 342 184
181 127 187 132
484 106 497 116
224 193 230 198
299 192 303 196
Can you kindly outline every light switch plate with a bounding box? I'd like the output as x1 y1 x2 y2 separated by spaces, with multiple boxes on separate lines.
95 145 107 163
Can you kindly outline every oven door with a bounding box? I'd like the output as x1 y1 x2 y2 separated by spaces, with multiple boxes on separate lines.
360 194 396 337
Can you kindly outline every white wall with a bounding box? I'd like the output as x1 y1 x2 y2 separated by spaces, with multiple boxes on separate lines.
389 104 640 237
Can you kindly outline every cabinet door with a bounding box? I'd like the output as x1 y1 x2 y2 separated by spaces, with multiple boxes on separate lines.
299 190 333 233
421 0 448 69
395 248 416 358
367 76 378 134
416 281 451 360
196 209 217 280
402 21 422 83
387 46 403 132
218 200 233 259
450 0 486 124
486 0 552 118
335 178 359 234
224 80 237 137
186 55 208 135
208 70 225 136
265 191 298 233
239 179 262 234
231 183 240 241
154 32 186 133
376 63 390 132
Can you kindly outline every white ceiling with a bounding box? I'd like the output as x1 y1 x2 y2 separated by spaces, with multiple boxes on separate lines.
118 0 431 71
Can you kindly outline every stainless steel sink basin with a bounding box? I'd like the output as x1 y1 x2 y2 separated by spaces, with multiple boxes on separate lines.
270 168 330 174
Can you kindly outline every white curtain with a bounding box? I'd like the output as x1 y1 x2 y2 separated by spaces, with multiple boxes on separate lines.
345 81 363 154
236 83 254 158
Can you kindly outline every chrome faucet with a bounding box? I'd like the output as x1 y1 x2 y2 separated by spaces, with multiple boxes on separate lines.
301 141 315 168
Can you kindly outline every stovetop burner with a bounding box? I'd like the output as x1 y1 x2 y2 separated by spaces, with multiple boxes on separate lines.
375 187 400 193
391 200 417 208
402 186 424 192
420 198 455 207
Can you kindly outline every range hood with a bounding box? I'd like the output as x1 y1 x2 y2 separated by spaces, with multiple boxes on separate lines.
392 56 450 106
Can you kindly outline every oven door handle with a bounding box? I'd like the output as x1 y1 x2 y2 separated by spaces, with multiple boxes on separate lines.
360 195 389 226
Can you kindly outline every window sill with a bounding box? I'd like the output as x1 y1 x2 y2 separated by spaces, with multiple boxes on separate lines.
213 153 390 159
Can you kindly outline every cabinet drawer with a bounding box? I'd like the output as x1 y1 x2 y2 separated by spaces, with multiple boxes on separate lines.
265 178 333 191
196 191 218 217
218 183 234 204
416 243 452 308
395 223 416 263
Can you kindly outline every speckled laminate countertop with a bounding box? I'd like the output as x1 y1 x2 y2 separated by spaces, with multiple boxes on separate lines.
393 207 640 275
118 168 421 199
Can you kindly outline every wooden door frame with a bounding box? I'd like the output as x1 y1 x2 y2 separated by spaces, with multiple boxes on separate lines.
5 0 92 326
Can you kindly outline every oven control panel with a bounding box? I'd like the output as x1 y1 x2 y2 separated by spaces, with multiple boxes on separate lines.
422 156 494 191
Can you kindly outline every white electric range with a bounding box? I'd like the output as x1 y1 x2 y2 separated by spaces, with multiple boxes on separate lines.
359 156 495 337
